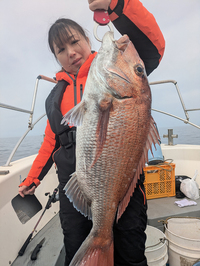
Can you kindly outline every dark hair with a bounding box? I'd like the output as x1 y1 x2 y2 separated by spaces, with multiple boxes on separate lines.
48 18 89 56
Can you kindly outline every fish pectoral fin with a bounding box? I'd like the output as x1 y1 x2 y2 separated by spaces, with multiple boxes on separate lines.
61 100 86 127
98 95 113 111
90 96 113 167
64 172 92 220
117 116 160 221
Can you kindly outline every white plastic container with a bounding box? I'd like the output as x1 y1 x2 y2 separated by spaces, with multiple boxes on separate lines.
165 218 200 266
145 225 168 266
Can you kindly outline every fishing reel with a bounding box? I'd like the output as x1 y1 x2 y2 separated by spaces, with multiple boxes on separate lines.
45 187 59 209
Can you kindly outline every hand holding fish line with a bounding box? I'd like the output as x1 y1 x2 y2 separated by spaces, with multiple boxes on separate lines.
89 0 114 41
88 0 111 11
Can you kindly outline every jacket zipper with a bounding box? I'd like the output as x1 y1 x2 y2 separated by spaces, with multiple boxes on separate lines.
73 79 77 106
80 84 83 100
64 71 77 106
52 146 61 163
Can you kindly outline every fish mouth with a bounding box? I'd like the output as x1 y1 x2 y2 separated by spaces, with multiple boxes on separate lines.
105 35 132 85
115 34 130 54
100 32 142 100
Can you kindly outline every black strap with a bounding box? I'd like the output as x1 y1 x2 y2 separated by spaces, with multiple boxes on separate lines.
59 127 76 147
108 0 124 17
45 80 70 135
45 80 77 148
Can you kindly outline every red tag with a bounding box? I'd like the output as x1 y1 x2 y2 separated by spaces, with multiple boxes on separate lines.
93 10 110 25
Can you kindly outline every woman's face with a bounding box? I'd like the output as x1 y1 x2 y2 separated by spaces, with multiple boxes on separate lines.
53 28 91 75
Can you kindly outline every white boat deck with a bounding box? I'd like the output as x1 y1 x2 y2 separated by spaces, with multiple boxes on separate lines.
11 213 65 266
147 196 200 231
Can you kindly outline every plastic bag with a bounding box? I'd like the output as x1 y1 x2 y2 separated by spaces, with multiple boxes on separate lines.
180 170 199 200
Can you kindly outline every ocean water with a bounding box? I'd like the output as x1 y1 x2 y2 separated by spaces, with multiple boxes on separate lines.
158 125 200 145
0 135 44 166
0 126 199 166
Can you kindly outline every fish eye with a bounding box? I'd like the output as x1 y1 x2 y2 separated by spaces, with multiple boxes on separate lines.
134 64 144 76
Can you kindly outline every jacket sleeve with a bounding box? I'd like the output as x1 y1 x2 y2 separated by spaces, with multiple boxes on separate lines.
108 0 165 75
19 120 59 187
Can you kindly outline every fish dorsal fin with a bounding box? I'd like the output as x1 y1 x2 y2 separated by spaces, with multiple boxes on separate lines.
61 100 86 127
91 96 113 167
64 172 92 220
117 116 160 221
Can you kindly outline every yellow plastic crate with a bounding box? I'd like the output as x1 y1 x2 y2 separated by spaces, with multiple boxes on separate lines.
143 163 175 199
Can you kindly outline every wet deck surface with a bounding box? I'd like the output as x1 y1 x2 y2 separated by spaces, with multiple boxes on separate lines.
147 196 200 231
11 213 65 266
11 195 200 265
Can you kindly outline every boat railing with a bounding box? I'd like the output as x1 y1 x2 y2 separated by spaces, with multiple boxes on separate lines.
0 77 199 166
149 80 200 130
0 75 57 166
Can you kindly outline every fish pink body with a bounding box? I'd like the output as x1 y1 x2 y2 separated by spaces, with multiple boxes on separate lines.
62 31 159 266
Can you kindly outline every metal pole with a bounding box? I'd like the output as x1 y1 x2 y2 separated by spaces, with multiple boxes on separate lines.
28 77 40 127
151 108 200 130
0 103 31 114
4 114 46 166
1 75 57 166
149 80 190 121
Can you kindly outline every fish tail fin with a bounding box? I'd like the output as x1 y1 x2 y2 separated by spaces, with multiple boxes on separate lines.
69 230 114 266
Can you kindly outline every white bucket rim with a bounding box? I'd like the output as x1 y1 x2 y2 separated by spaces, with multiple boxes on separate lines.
145 239 167 253
164 217 200 242
145 226 167 252
145 226 168 265
166 235 200 253
165 226 200 242
145 252 168 264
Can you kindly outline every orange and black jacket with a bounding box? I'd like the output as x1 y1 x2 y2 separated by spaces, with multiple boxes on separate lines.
20 0 165 188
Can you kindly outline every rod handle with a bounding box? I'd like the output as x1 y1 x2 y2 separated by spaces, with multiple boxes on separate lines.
37 75 57 84
18 233 33 256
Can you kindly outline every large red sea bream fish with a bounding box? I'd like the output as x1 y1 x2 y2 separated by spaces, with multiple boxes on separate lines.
62 31 159 266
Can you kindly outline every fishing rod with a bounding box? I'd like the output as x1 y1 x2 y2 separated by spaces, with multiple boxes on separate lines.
18 187 59 256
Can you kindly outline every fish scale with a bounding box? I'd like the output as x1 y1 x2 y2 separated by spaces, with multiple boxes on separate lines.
62 31 159 266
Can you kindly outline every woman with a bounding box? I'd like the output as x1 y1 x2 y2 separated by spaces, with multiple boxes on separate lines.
19 0 165 265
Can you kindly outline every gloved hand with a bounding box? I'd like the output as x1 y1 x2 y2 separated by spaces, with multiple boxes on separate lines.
88 0 112 11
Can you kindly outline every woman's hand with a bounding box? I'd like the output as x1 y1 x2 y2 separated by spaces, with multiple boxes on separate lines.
19 185 36 198
88 0 111 11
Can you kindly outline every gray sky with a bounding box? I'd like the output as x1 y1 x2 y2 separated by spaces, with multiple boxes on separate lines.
0 0 200 138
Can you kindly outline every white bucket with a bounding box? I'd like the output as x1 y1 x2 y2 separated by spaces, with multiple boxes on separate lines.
145 225 168 266
165 218 200 266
